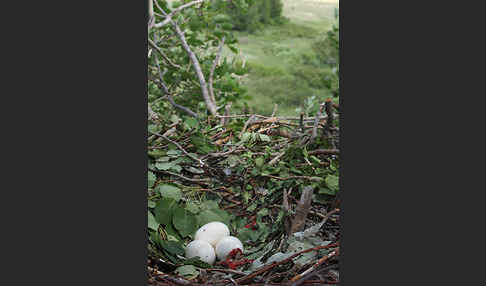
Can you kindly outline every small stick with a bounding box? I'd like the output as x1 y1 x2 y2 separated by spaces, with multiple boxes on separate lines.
205 268 247 276
235 243 339 284
308 149 339 155
300 112 305 133
268 151 286 166
271 104 279 117
262 174 323 182
148 266 198 286
282 188 290 212
289 248 339 283
323 98 336 149
150 169 210 183
239 115 256 138
149 131 205 167
310 103 325 142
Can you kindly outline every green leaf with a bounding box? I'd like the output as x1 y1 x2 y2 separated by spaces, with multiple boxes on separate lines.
325 175 339 191
243 191 250 204
319 187 336 195
310 155 322 164
196 208 230 227
170 164 182 173
155 162 172 171
157 156 171 162
166 150 180 156
184 118 199 130
240 132 252 143
157 185 182 202
160 240 185 256
257 208 269 217
148 150 166 159
185 202 200 214
183 257 212 268
148 171 156 188
165 220 182 241
259 134 271 142
154 198 178 225
199 200 219 211
290 167 303 175
175 265 199 279
170 114 180 124
255 157 264 168
148 211 159 231
247 203 257 212
173 208 198 238
303 148 309 158
238 225 265 242
229 45 238 54
186 167 204 174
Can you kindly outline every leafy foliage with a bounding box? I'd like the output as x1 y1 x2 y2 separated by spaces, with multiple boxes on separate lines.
148 0 250 118
212 0 285 33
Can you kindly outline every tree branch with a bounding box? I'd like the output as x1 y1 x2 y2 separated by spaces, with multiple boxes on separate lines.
154 0 205 28
148 0 155 31
152 50 198 118
209 36 225 105
171 21 218 116
148 38 182 69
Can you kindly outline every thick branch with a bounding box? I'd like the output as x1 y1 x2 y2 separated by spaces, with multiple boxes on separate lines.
171 21 218 116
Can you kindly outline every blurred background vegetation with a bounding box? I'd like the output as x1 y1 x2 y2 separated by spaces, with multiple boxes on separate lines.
220 0 340 116
162 0 339 116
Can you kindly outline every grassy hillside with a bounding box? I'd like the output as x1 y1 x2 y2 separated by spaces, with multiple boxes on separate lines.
227 0 339 115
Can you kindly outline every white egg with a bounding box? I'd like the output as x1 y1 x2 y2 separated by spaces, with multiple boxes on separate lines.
185 240 216 265
215 236 244 261
194 222 230 247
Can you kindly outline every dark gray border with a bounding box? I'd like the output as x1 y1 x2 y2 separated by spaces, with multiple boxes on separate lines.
341 0 486 284
4 0 148 285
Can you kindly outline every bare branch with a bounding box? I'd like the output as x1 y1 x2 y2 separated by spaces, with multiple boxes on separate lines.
209 36 226 105
154 0 205 28
268 151 286 166
148 38 182 69
148 0 155 31
149 130 205 167
171 20 218 116
148 104 159 121
153 54 198 118
308 149 340 155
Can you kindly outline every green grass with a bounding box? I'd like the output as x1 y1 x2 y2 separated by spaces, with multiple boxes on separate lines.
225 0 339 116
